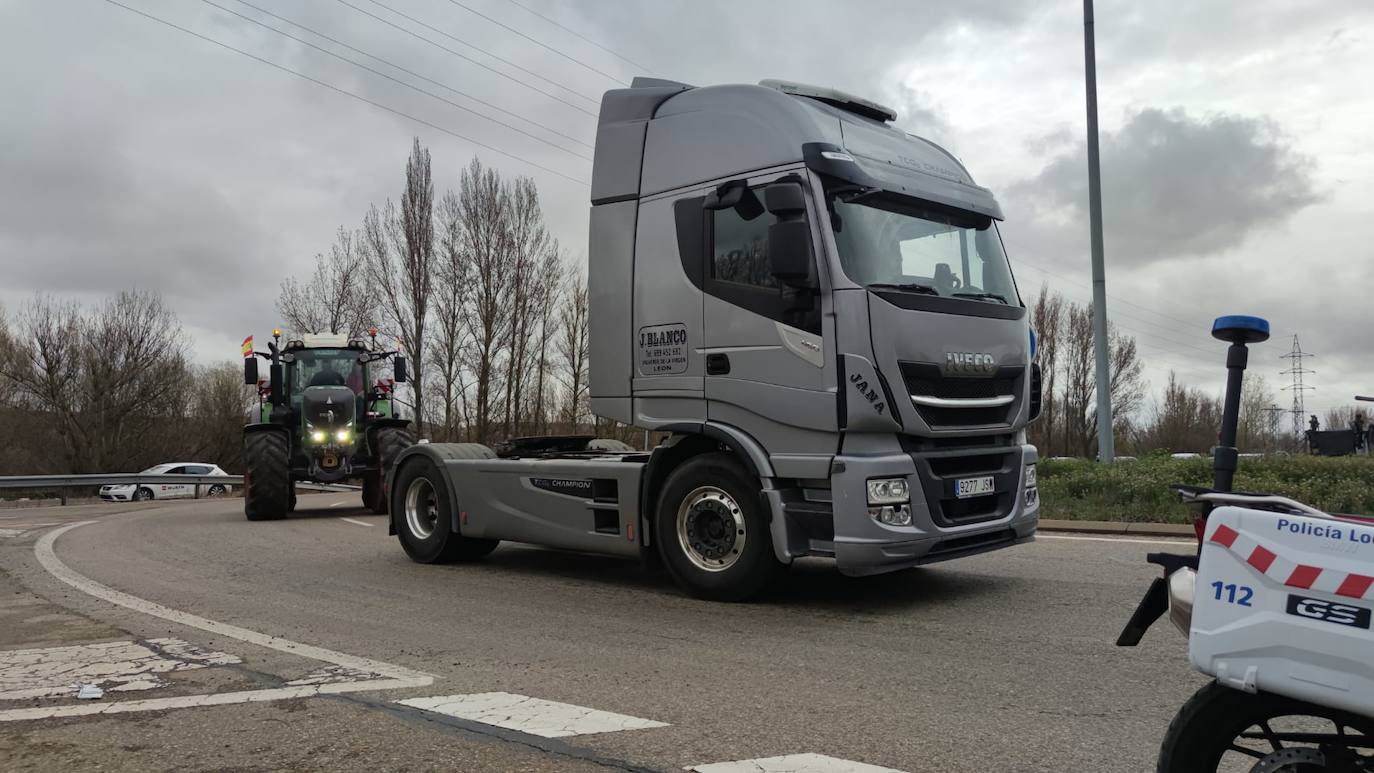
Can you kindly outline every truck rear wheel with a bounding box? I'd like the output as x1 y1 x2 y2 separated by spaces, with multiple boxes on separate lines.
655 452 784 601
393 456 498 563
366 426 416 514
244 431 290 521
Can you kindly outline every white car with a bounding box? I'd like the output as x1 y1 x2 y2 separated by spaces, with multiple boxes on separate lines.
99 463 233 502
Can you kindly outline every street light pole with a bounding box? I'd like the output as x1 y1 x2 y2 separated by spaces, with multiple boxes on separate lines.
1083 0 1115 462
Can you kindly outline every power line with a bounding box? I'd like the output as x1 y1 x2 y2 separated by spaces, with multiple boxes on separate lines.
203 0 592 161
501 0 657 75
1017 258 1216 340
228 0 593 151
101 0 590 186
342 0 600 111
441 0 629 85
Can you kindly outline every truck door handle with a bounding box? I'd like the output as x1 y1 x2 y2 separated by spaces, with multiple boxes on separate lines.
706 353 731 375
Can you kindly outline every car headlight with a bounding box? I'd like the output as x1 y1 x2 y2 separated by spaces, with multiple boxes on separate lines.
866 477 910 505
311 430 327 443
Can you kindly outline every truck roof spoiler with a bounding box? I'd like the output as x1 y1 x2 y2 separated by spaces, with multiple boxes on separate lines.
760 79 897 123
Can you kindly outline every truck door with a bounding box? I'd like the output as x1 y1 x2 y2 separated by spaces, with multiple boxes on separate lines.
700 170 838 478
631 193 706 423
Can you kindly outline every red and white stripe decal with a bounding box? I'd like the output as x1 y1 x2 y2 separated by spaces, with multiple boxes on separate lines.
1207 522 1374 601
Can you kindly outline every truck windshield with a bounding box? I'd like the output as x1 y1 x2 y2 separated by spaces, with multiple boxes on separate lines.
830 195 1019 305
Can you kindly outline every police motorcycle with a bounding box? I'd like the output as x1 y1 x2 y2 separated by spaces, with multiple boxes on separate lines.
1118 315 1374 772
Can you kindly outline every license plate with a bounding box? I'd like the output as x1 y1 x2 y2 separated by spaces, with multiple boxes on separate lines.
955 475 995 499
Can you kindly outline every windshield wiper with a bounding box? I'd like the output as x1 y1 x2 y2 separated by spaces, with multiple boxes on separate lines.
952 291 1010 304
866 282 939 296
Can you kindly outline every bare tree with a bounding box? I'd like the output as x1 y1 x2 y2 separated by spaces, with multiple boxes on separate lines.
276 227 372 336
364 138 435 432
0 292 190 472
430 189 470 441
186 362 255 469
456 158 513 444
557 266 590 428
1138 372 1224 453
1053 295 1144 457
1028 287 1064 456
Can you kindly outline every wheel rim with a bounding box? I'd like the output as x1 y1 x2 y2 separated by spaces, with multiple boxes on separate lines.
208 485 225 496
404 477 439 540
1219 709 1374 772
135 489 150 501
675 486 746 572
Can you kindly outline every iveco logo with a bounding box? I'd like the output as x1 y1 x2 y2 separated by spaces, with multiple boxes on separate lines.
944 352 997 376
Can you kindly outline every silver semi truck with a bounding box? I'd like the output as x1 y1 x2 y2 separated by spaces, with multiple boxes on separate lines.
388 78 1042 600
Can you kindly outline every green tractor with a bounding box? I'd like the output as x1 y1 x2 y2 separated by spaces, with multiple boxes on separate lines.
242 329 415 520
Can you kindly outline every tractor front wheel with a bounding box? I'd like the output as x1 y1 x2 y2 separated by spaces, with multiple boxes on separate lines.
244 431 291 521
364 426 416 514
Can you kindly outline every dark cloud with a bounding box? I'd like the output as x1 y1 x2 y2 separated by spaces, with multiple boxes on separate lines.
1008 108 1320 267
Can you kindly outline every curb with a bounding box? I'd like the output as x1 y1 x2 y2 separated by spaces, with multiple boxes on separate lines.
1038 518 1195 538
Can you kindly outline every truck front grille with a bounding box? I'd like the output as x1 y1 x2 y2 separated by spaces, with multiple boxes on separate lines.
910 447 1019 527
899 362 1023 430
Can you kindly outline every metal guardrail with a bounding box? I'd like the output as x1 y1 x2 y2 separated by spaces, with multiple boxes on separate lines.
0 474 243 488
0 474 360 505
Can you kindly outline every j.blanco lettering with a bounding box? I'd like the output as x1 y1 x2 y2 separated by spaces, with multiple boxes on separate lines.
1277 517 1374 546
640 328 687 347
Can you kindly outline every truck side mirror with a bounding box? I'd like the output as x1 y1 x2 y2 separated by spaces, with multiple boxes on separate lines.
764 181 807 216
394 355 408 383
768 220 812 286
765 181 813 287
244 357 258 385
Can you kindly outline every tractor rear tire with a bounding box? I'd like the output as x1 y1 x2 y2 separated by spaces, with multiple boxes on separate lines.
365 426 416 514
244 431 291 521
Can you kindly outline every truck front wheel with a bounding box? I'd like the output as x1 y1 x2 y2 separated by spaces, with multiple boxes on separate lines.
393 456 498 563
655 453 784 601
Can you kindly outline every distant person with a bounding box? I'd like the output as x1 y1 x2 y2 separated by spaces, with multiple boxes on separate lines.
309 365 346 387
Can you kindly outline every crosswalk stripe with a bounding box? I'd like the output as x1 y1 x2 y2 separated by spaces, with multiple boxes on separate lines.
397 692 667 738
395 691 667 741
688 753 907 772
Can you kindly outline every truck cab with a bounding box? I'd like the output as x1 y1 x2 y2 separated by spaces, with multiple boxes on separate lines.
389 78 1041 600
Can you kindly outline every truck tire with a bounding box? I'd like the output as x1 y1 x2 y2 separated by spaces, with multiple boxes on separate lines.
654 452 784 601
393 456 498 563
1156 680 1374 772
365 426 416 514
244 431 291 521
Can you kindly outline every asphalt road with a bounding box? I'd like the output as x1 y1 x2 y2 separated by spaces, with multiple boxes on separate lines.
0 495 1206 772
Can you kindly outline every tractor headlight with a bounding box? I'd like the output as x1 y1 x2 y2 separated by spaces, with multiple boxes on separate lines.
311 430 327 444
335 429 352 443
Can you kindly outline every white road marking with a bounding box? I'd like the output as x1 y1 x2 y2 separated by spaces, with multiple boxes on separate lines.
339 517 373 527
0 528 27 539
329 501 346 508
1039 534 1193 547
688 753 906 772
4 521 433 722
398 692 668 738
0 638 239 700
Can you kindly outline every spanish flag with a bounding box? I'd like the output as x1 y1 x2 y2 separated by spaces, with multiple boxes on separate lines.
241 335 253 358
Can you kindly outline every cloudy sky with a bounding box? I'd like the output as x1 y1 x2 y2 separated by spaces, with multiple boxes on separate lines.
2 0 1371 425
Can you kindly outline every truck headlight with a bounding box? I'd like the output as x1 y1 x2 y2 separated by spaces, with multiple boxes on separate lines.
867 477 913 526
867 477 910 505
311 430 327 444
1024 464 1039 508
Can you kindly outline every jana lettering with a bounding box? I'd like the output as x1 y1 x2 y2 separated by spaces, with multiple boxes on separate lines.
849 373 886 415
